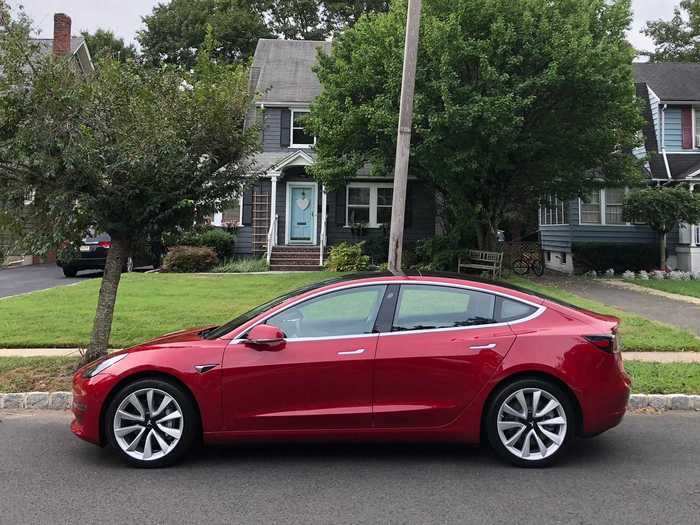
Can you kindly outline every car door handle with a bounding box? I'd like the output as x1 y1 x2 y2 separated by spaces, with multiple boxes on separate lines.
469 343 497 350
338 349 366 355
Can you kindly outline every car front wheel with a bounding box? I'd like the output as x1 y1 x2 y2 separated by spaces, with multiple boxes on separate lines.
486 379 574 467
105 378 197 468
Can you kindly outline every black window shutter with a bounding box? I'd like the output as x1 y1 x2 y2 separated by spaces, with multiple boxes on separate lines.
335 188 346 226
404 183 414 229
242 189 253 226
280 109 291 147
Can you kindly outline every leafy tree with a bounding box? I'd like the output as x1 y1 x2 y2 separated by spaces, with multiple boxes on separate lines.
307 0 643 250
0 15 260 362
263 0 388 40
81 29 137 62
643 0 700 62
623 187 700 269
138 0 271 67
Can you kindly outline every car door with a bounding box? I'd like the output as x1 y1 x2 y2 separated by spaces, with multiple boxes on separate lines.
221 284 387 431
373 284 517 428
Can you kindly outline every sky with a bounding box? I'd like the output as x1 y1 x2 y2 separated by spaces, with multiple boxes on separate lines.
7 0 683 53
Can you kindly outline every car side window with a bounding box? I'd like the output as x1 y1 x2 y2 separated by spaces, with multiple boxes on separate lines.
266 285 387 339
392 285 496 332
496 298 538 322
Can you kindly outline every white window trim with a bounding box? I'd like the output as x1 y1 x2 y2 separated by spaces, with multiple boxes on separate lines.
539 196 568 226
346 182 394 228
212 194 244 227
290 109 316 149
578 188 631 226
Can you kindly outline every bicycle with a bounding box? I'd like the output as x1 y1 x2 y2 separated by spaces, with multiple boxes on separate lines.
511 251 545 276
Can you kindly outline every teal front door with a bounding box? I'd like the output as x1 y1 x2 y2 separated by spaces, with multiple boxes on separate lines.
288 185 316 243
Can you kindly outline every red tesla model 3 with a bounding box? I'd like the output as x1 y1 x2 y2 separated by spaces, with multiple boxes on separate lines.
71 273 631 468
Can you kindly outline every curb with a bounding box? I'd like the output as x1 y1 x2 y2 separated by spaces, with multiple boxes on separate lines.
1 392 700 412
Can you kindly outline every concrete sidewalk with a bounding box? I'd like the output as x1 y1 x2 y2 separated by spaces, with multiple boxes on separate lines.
0 347 698 362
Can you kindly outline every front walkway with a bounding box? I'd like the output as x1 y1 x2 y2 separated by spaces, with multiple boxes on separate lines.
540 276 700 338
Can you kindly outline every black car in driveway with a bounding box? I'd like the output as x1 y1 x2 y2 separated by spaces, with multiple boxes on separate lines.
57 234 161 277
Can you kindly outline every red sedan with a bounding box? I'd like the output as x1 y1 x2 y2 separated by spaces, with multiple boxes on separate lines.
71 273 631 468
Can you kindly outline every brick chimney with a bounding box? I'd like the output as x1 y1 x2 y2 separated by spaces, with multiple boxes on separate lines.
52 13 72 57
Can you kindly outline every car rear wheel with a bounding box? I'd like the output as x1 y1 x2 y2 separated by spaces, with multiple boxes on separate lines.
486 379 574 467
62 266 78 278
105 378 197 468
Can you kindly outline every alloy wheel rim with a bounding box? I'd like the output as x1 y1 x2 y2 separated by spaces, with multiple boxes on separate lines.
113 388 183 461
496 387 567 461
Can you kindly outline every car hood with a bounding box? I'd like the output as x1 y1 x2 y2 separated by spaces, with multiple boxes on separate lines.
124 325 217 351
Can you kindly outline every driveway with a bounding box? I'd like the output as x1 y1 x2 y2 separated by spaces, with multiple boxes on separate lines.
0 264 100 299
541 276 700 337
0 411 697 524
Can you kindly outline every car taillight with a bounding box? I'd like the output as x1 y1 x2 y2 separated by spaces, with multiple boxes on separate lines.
98 241 112 249
584 335 617 354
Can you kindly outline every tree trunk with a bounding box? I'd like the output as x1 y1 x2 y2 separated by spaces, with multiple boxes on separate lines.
82 236 129 364
659 232 667 271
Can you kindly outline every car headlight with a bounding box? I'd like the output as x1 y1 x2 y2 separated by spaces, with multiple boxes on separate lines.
82 354 128 378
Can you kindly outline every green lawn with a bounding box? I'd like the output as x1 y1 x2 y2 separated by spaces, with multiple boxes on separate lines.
0 273 337 348
1 356 697 394
507 276 700 352
623 278 700 299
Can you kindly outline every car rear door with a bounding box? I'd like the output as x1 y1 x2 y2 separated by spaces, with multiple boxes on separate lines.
373 283 517 429
221 284 387 431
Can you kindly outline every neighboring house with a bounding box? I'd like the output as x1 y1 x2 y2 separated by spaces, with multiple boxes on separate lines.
214 39 436 270
1 13 94 267
539 62 700 274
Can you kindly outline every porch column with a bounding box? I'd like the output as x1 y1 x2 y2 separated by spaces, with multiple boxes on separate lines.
320 185 328 265
269 171 280 246
691 184 697 247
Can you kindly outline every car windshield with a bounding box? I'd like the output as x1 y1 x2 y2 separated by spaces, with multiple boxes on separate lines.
203 277 347 339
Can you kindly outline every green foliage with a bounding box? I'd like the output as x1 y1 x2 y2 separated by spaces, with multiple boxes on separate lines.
624 187 700 234
80 29 137 62
179 228 236 259
211 257 269 273
162 246 219 272
264 1 389 40
642 0 700 62
308 0 643 247
0 16 259 254
326 241 370 271
139 0 271 67
414 236 463 271
571 242 658 273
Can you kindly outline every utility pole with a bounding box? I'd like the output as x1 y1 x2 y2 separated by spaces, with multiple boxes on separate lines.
388 0 422 274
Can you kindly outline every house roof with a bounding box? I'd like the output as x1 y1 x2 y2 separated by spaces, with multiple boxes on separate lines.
251 39 331 105
249 150 318 173
634 63 700 102
647 153 700 180
31 36 87 57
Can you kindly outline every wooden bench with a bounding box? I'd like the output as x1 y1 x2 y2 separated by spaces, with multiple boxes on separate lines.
458 249 503 279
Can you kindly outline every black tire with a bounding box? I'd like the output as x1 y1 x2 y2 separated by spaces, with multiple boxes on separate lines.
104 378 198 468
511 257 530 276
531 259 545 277
486 378 575 468
62 266 78 278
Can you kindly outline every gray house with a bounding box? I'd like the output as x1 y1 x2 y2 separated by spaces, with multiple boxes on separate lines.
210 39 436 270
539 62 700 274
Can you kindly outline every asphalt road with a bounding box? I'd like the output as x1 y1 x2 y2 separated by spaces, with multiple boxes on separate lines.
0 412 698 524
0 264 101 299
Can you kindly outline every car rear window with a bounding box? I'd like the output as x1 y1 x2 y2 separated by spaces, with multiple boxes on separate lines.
496 297 538 322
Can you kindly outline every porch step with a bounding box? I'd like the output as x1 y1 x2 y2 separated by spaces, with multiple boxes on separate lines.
270 245 325 271
269 265 324 272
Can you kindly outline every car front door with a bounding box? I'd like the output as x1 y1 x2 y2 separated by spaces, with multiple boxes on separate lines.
373 284 517 428
221 285 387 431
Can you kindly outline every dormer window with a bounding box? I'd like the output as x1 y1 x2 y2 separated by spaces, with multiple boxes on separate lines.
290 110 315 148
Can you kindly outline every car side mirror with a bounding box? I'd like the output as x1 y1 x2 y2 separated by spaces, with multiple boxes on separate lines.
246 324 285 349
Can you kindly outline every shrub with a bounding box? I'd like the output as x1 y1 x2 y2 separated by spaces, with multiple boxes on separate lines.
179 228 235 259
211 257 269 273
162 246 218 273
414 236 461 271
326 242 370 272
572 242 658 274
